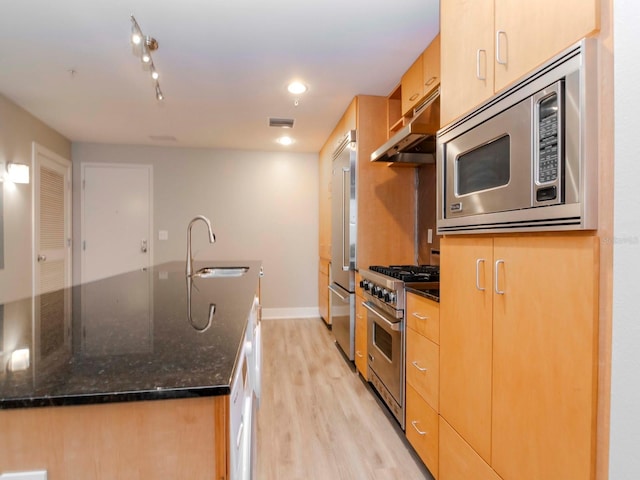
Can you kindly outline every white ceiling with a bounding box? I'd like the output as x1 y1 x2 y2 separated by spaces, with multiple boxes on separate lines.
0 0 439 153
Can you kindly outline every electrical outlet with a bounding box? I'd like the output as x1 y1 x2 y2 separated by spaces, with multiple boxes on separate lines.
0 471 47 480
158 230 168 240
427 228 433 244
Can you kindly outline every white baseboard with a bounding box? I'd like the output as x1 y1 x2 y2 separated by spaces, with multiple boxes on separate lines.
261 307 320 320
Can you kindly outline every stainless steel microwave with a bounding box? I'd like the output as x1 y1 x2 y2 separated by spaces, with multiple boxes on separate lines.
437 38 598 234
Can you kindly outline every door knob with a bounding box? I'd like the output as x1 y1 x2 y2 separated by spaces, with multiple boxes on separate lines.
37 254 47 262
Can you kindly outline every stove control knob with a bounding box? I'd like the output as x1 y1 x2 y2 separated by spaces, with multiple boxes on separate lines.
388 292 396 303
383 292 391 302
370 285 378 295
378 288 387 299
359 280 365 289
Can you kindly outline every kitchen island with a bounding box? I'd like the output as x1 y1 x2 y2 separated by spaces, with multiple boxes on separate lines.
0 260 261 479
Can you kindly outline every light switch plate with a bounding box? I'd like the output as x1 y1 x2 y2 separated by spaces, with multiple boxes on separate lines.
0 471 47 480
427 228 433 244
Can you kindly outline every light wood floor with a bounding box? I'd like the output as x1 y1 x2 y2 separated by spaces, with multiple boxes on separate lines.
257 318 434 480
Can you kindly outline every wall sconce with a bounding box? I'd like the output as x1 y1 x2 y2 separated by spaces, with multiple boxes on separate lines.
8 347 30 372
0 162 30 184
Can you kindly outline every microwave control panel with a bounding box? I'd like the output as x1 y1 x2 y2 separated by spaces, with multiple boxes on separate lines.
537 92 559 184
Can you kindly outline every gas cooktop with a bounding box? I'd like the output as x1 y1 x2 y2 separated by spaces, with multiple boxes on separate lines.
369 265 440 283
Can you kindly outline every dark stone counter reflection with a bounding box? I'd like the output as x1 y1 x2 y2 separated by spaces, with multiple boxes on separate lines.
0 261 260 409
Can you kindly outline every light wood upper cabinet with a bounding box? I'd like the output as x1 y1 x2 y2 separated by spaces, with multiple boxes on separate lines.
401 55 424 116
440 235 599 480
494 0 600 91
422 34 441 97
441 0 494 127
440 236 493 464
440 0 599 126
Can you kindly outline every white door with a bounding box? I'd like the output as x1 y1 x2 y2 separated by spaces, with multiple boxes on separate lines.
81 164 152 282
33 143 72 295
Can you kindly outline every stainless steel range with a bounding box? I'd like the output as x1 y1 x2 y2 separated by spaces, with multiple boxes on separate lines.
359 265 439 429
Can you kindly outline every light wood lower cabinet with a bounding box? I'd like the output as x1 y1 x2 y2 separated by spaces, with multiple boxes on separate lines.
354 296 368 379
439 417 502 480
406 384 439 478
405 293 440 478
440 235 599 480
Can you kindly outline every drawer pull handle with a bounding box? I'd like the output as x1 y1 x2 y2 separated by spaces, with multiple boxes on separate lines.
496 30 508 65
411 361 427 372
476 258 486 291
409 93 420 101
412 312 429 321
411 420 427 436
356 350 364 358
476 49 487 80
425 76 437 87
495 259 506 295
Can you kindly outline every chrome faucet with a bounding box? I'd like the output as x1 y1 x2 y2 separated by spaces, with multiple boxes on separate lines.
186 215 216 276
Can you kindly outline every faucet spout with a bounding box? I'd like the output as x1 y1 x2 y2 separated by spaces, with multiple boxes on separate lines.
186 215 216 276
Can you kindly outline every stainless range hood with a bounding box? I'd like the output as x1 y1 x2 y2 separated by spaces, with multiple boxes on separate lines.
371 88 440 165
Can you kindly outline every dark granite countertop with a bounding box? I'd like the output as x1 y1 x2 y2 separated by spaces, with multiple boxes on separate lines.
405 286 440 303
0 261 261 409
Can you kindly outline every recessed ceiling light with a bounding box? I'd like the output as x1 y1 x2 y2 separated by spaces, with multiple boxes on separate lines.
277 136 294 146
287 81 308 95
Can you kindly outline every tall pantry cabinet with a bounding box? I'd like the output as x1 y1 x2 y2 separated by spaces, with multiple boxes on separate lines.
439 235 599 480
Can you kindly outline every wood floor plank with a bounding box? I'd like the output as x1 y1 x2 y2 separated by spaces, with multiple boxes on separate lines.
257 318 433 480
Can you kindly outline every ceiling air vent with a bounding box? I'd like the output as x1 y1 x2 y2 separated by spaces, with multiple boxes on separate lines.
269 117 295 128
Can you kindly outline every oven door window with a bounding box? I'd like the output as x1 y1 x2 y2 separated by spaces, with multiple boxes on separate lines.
373 323 393 362
456 134 510 196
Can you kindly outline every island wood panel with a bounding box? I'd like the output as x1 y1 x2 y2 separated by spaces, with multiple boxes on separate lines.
491 235 599 480
439 236 493 463
356 95 415 269
439 417 502 480
494 0 600 91
0 396 228 479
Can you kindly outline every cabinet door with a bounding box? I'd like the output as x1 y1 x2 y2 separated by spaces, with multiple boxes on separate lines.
354 297 368 379
439 417 503 480
440 236 493 463
440 0 495 126
422 34 440 97
494 0 600 91
401 55 424 116
491 236 599 480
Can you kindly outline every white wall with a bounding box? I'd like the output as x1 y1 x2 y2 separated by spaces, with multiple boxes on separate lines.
71 143 319 315
610 2 640 478
0 93 71 303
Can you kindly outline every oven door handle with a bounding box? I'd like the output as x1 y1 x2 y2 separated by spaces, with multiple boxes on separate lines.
362 301 402 332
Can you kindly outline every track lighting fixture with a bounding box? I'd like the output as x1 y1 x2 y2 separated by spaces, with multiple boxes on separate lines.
130 15 164 101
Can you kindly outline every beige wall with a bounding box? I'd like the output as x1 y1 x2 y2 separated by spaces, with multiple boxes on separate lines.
0 93 71 303
72 143 319 313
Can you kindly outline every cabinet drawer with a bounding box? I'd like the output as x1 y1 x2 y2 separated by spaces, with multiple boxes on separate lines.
439 416 502 480
406 384 439 478
406 329 439 411
407 293 440 344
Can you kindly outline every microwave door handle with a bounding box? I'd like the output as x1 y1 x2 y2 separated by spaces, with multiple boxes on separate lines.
362 301 401 332
342 167 350 271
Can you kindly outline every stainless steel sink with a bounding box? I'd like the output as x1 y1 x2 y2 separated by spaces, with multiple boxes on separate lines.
193 266 249 278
